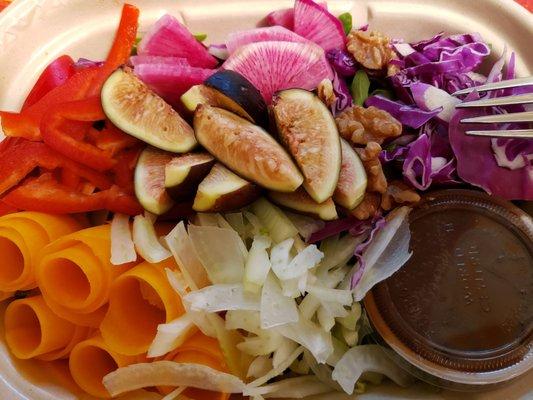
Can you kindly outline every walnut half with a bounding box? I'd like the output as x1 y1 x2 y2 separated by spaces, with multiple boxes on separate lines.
381 180 421 210
351 192 381 220
356 141 388 194
335 105 402 146
347 30 395 70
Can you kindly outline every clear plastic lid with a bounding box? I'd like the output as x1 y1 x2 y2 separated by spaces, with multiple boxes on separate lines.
365 189 533 390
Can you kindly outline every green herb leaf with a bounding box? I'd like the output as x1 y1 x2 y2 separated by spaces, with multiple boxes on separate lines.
194 33 208 42
370 88 394 99
338 12 352 35
351 70 370 106
130 37 142 56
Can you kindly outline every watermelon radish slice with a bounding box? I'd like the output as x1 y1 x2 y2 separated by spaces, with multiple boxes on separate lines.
265 8 295 30
130 55 190 68
226 26 309 53
294 0 345 51
223 41 333 103
134 64 215 108
137 14 218 68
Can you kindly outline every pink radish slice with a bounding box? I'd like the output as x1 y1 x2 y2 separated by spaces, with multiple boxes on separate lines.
226 26 309 53
294 0 345 51
265 8 295 30
130 56 190 67
223 41 333 103
134 64 216 107
137 14 218 68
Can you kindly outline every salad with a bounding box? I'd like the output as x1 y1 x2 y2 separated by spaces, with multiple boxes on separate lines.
0 1 531 399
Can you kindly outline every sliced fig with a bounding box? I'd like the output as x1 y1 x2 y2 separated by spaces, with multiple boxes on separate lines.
272 88 341 203
101 67 197 153
134 147 174 215
204 70 268 127
193 105 303 192
333 138 368 210
193 163 260 212
269 188 338 221
165 152 215 200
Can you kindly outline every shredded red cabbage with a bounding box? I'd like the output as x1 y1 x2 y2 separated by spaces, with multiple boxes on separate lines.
351 216 386 288
365 95 441 129
326 49 357 77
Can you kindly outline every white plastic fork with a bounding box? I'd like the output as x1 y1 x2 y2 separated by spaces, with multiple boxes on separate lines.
452 76 533 138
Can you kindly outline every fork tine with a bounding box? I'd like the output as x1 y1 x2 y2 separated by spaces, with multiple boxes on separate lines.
466 129 533 138
452 76 533 96
456 93 533 108
461 111 533 124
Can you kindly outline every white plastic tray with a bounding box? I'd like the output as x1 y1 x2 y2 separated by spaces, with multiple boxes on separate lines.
0 0 531 399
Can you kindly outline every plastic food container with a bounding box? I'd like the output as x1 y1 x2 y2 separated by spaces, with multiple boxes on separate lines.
365 189 532 391
0 1 532 399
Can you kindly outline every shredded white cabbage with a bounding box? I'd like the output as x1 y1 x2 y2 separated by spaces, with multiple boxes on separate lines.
247 355 273 379
245 346 304 388
132 214 171 263
332 345 413 394
188 225 247 284
250 198 298 243
165 269 216 338
103 361 245 396
147 315 196 358
110 213 137 265
285 212 325 241
185 284 260 312
260 273 299 329
273 338 299 369
306 285 353 306
225 212 247 239
164 222 210 289
272 244 323 281
274 314 333 363
225 310 261 334
317 306 336 332
244 235 272 293
353 207 412 301
246 375 332 398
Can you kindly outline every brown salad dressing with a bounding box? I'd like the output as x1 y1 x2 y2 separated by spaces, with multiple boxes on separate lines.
365 189 532 381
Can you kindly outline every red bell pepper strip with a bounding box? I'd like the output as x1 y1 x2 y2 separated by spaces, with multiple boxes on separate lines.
0 201 17 217
2 174 142 215
0 140 112 196
22 55 75 110
2 173 107 214
0 1 10 12
0 67 100 140
41 97 117 172
88 121 139 155
87 4 139 97
111 144 143 192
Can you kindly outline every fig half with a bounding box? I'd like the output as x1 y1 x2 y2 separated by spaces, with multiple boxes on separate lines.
193 105 303 192
334 139 368 210
272 88 341 203
102 67 197 153
134 147 174 215
269 188 338 221
165 152 215 200
193 163 260 212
